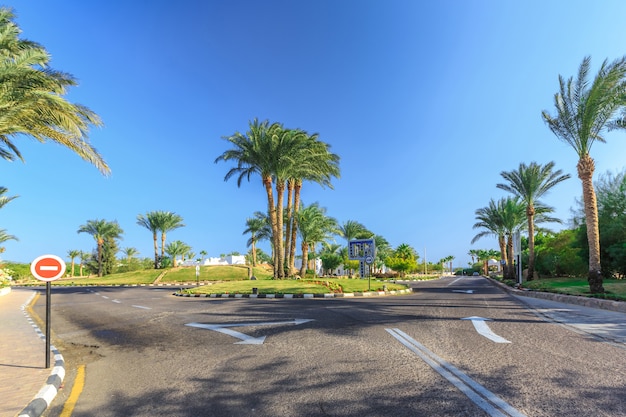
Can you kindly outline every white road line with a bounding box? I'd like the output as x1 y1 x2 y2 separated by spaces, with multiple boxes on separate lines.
386 328 526 417
447 277 465 286
101 296 109 299
185 319 314 345
132 305 151 310
461 317 511 343
112 299 121 303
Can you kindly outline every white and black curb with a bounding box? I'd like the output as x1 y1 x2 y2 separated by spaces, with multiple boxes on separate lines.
18 293 65 417
173 288 415 298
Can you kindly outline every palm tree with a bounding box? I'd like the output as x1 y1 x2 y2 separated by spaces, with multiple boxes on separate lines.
338 220 370 245
0 8 108 174
199 250 207 264
243 213 267 267
67 249 81 277
473 197 526 280
0 186 17 209
372 235 391 275
296 202 339 277
0 228 17 253
137 212 161 269
137 211 184 268
217 120 340 278
542 56 626 292
165 240 191 267
157 211 185 261
217 119 282 277
440 255 454 275
284 133 340 274
77 219 123 277
79 251 89 276
497 162 570 280
121 247 139 268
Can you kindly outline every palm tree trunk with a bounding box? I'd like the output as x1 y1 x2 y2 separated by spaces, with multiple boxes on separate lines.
153 233 158 268
578 155 604 293
275 180 286 278
526 206 536 281
284 179 294 272
289 181 302 274
263 176 279 279
161 233 166 261
299 241 309 278
251 241 257 267
498 235 507 276
507 235 514 281
97 239 104 277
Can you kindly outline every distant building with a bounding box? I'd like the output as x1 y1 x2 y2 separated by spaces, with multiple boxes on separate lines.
178 255 246 267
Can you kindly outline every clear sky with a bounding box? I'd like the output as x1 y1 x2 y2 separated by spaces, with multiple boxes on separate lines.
3 0 626 267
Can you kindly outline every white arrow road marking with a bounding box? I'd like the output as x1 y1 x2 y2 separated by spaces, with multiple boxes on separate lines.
387 329 526 417
461 317 511 343
185 319 314 345
452 290 475 294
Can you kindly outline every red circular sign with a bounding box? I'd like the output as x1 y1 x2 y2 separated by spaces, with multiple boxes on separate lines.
31 254 66 282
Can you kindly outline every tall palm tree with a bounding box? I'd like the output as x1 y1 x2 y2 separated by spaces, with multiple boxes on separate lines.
217 119 282 277
497 161 570 280
77 219 123 277
218 120 340 278
157 212 185 261
0 8 108 174
137 211 161 268
473 197 526 280
67 249 81 277
542 56 626 292
243 213 267 267
270 126 316 278
284 133 340 274
296 202 339 277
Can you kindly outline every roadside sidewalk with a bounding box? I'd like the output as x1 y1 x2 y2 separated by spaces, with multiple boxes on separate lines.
485 277 626 347
0 288 62 417
513 294 626 346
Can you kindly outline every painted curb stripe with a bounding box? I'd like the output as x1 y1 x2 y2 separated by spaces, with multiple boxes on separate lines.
17 292 65 417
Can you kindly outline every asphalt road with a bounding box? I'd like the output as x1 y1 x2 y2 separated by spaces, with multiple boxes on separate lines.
35 276 626 417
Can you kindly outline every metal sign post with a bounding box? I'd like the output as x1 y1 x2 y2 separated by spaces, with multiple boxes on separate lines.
348 239 376 291
30 254 66 368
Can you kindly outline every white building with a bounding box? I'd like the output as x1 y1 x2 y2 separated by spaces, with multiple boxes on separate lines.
178 255 246 267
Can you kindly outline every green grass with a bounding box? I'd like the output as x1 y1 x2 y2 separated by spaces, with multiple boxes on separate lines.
522 277 626 301
161 265 273 283
185 278 408 295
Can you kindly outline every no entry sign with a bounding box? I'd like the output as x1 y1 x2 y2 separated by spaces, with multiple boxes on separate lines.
31 254 66 282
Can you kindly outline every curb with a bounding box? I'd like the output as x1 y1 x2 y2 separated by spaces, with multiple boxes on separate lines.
173 288 415 298
17 293 65 417
487 277 626 314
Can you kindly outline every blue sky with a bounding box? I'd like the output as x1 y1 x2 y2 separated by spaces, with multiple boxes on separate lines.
3 0 626 267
